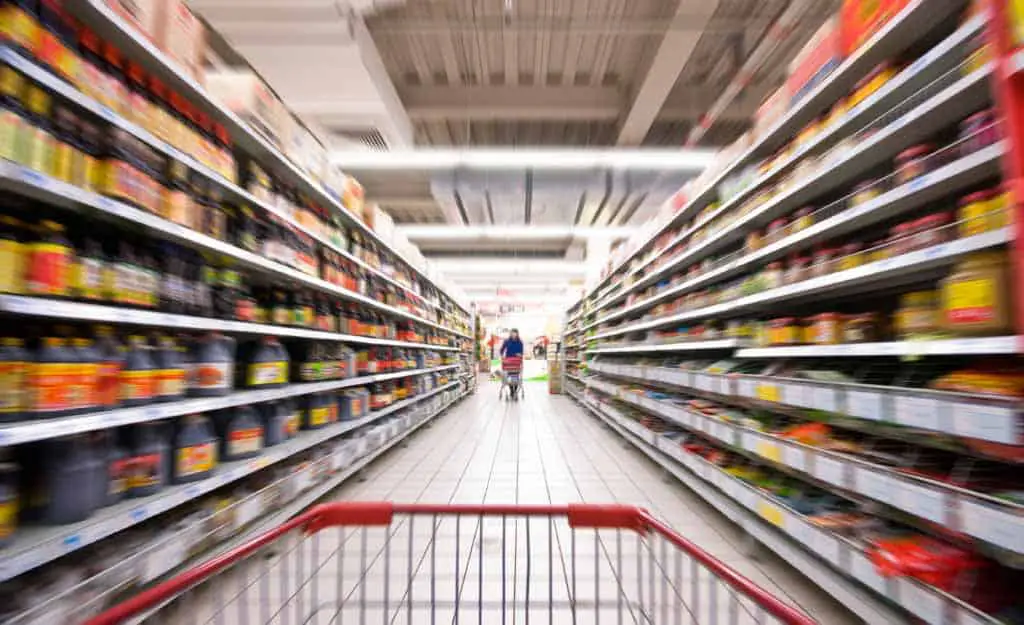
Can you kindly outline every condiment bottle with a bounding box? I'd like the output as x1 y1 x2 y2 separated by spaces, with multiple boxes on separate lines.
22 82 54 174
153 335 186 402
69 337 99 415
172 414 217 483
0 338 27 422
0 64 29 165
120 335 155 407
71 236 106 302
0 216 27 294
25 220 70 297
127 422 167 497
94 325 123 410
28 335 74 417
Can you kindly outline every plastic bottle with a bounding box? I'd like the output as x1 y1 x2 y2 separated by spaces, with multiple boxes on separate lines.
303 393 331 430
127 422 168 497
0 338 27 422
0 216 27 294
28 335 75 418
172 414 217 483
93 326 124 410
72 237 106 302
153 335 186 403
189 332 235 397
38 435 99 524
25 220 70 297
120 335 155 407
105 440 128 507
242 336 288 388
220 406 263 461
69 337 99 415
280 398 300 439
260 402 288 447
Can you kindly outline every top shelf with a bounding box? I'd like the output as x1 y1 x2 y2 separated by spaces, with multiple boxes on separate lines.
565 0 966 314
74 0 469 318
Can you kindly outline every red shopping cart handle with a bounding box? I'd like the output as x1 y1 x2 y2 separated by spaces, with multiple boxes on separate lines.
84 502 816 625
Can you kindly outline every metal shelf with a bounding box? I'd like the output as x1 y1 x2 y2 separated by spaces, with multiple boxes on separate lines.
592 228 1011 341
736 336 1021 358
589 143 1005 329
589 339 747 355
71 1 469 317
0 159 470 338
0 381 460 582
582 398 985 625
565 0 968 316
587 376 1024 561
0 365 458 446
0 295 461 350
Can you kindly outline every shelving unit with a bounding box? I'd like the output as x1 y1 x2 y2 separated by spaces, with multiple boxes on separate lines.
563 3 1023 624
0 0 475 613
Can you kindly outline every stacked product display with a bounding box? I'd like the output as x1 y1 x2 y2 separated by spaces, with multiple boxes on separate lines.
565 2 1024 624
0 1 473 621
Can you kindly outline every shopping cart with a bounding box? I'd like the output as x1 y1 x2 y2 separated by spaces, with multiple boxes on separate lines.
84 502 816 625
500 356 524 401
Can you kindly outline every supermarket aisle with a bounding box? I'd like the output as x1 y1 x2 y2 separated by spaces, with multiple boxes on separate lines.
329 381 859 624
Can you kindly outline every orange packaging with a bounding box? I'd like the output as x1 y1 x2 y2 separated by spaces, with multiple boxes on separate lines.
839 0 910 56
120 369 155 404
176 442 215 477
28 362 72 414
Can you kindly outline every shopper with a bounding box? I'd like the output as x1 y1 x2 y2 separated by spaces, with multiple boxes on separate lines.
500 329 524 359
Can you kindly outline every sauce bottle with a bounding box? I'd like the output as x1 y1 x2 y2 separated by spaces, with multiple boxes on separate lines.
220 406 263 461
120 335 155 407
37 435 99 524
22 83 54 174
0 450 17 547
110 240 140 307
25 220 70 297
0 0 40 56
105 440 128 506
50 99 78 184
71 236 106 302
69 337 98 415
94 326 123 410
0 216 27 294
260 401 288 447
153 335 186 402
189 332 235 397
127 421 167 497
172 414 217 484
0 64 29 166
0 338 27 422
28 335 74 417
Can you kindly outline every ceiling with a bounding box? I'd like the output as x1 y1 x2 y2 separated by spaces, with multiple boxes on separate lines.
190 0 835 309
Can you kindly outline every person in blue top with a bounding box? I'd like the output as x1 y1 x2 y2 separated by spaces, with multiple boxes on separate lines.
500 329 524 359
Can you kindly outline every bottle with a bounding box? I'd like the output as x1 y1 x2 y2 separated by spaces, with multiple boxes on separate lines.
28 335 75 418
220 406 263 461
127 422 168 497
120 335 155 407
189 332 235 397
93 326 123 410
171 414 217 484
0 216 27 294
69 337 99 415
71 236 106 302
37 435 100 524
22 83 55 174
0 338 27 422
25 220 71 297
153 335 186 402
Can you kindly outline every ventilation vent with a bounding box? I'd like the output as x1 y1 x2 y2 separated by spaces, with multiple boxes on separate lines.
328 127 389 151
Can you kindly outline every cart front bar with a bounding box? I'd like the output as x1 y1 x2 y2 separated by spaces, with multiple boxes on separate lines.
85 502 817 625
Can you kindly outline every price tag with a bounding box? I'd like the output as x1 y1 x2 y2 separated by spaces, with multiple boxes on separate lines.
960 500 1024 553
783 444 807 472
850 551 888 595
756 440 782 463
813 530 842 565
756 384 780 402
952 402 1020 444
896 479 948 525
855 468 894 505
812 387 838 412
898 579 945 624
846 389 885 421
894 395 942 431
814 455 847 487
738 378 757 398
756 501 785 528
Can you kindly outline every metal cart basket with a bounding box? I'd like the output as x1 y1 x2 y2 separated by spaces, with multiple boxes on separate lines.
84 502 816 625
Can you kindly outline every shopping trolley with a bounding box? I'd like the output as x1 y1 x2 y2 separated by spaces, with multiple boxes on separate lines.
500 356 524 401
84 502 816 625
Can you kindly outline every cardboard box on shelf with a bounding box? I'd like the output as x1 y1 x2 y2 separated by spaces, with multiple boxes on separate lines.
105 0 162 39
204 68 285 146
342 176 366 217
157 0 205 79
787 16 842 106
839 0 909 56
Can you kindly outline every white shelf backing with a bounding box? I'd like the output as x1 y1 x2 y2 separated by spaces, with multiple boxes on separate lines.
0 160 469 339
580 397 999 625
0 365 458 446
566 0 969 314
0 381 460 582
589 142 1005 329
71 1 469 317
0 295 461 351
591 227 1012 341
585 370 1024 558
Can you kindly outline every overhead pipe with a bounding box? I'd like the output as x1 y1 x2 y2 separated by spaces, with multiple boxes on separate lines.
685 0 818 146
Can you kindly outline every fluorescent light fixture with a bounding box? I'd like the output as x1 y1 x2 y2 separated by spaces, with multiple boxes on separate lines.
429 260 587 276
330 148 716 170
399 225 636 240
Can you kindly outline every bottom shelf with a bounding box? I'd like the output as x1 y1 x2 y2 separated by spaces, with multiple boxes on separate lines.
566 391 998 625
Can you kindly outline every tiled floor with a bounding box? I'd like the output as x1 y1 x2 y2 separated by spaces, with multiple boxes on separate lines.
172 382 860 624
